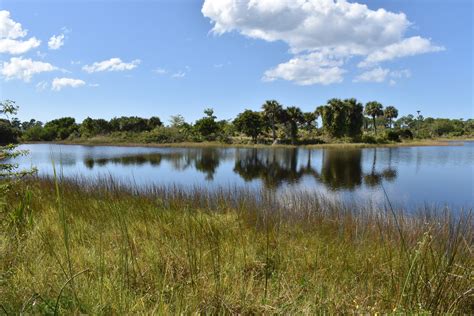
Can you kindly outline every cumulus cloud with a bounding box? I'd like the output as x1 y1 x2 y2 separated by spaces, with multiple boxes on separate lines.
51 77 85 91
1 57 57 82
0 10 41 54
48 33 65 50
263 51 345 85
358 36 444 67
82 58 140 73
202 0 443 85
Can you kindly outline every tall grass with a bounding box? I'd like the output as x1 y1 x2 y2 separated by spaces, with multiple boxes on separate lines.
0 177 472 314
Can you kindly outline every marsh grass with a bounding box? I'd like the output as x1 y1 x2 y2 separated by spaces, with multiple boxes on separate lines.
0 176 472 314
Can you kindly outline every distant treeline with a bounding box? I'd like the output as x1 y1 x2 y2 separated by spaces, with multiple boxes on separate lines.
1 99 473 145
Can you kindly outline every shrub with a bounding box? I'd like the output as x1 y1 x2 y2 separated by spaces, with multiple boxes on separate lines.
141 127 187 143
361 134 377 144
385 130 400 142
399 129 413 140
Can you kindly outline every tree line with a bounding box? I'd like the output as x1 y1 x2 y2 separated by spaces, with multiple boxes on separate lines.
1 99 472 145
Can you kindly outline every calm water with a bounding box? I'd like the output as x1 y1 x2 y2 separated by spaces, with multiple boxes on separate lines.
11 142 474 209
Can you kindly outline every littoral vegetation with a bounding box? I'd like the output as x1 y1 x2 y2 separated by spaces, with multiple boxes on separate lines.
2 99 472 147
0 177 472 314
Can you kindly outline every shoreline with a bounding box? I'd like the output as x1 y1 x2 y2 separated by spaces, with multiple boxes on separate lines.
20 138 470 150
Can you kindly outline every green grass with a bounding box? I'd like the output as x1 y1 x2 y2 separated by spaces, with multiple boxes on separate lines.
1 177 473 314
26 136 465 150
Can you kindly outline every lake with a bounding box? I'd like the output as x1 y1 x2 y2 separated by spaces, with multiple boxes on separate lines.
10 142 474 210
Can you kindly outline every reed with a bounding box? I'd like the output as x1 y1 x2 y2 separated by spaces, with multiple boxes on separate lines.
0 177 472 314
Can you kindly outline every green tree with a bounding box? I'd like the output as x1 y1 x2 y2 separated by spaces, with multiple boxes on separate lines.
365 101 384 134
233 110 264 142
0 100 36 181
80 117 111 137
261 100 283 144
109 116 150 133
147 116 163 130
318 99 346 138
302 111 318 132
194 108 220 141
384 106 399 128
44 117 79 140
344 98 364 138
283 106 304 145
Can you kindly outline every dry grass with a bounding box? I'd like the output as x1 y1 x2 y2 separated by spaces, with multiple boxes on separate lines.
1 177 473 314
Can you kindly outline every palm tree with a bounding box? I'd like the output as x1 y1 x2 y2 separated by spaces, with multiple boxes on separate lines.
285 106 304 145
365 101 384 134
262 100 283 144
384 106 398 128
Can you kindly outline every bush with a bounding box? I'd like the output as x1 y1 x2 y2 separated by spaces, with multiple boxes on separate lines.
361 134 377 144
398 129 413 140
141 127 187 143
384 130 400 142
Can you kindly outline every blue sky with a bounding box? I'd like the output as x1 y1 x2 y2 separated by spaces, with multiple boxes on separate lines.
0 0 472 123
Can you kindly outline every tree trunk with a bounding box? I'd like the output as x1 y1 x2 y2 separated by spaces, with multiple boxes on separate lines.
373 116 377 134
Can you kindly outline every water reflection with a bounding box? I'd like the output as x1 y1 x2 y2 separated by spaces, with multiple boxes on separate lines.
81 147 399 190
11 143 473 208
233 148 316 188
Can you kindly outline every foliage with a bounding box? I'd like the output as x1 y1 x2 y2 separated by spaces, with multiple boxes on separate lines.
141 126 187 143
109 116 153 133
318 98 364 139
384 106 399 128
44 117 79 140
0 100 36 210
365 101 384 133
261 100 283 143
233 110 264 142
282 106 304 144
194 108 221 141
79 117 111 137
14 100 473 145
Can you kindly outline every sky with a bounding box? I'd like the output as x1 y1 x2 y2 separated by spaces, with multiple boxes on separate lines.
0 0 472 124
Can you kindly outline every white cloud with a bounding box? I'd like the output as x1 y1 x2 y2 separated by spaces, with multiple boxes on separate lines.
354 67 412 83
1 57 57 82
89 83 99 87
154 67 167 75
359 36 444 67
0 10 41 54
172 71 186 78
263 51 345 85
353 67 389 83
48 33 65 50
51 77 85 91
202 0 443 85
82 58 140 73
36 80 49 91
390 69 411 79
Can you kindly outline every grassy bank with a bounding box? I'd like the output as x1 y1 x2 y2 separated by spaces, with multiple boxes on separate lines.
24 137 468 150
1 178 473 314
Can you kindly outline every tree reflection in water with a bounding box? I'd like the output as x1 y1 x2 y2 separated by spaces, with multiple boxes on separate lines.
83 147 398 189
